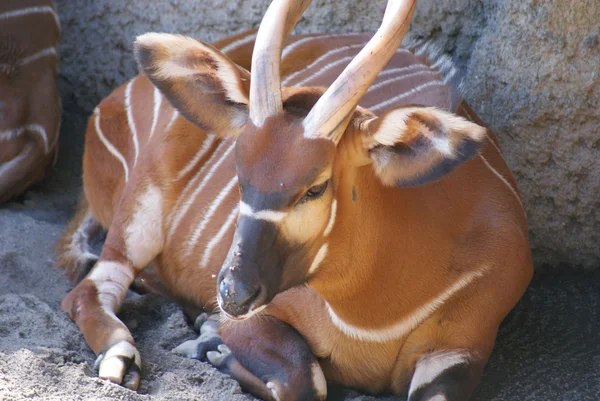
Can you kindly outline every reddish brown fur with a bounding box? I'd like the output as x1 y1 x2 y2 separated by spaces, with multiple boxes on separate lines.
57 25 532 400
0 0 61 203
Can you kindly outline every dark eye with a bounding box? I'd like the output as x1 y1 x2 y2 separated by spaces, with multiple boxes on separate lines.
301 181 328 203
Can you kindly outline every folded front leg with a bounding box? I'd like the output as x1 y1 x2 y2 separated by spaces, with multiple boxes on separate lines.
212 315 327 401
61 257 142 389
60 183 166 390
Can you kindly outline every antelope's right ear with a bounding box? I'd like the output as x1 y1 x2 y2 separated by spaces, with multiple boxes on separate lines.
135 33 250 137
360 106 487 187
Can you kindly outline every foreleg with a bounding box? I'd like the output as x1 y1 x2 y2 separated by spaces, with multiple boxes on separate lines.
60 183 165 389
176 313 327 401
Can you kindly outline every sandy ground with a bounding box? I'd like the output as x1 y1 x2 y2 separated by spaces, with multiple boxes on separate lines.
1 108 599 401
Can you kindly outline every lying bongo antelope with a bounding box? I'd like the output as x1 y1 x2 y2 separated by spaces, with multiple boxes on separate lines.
0 0 61 203
57 0 533 399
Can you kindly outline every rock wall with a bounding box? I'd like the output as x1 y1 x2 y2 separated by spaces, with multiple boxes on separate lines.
53 0 600 269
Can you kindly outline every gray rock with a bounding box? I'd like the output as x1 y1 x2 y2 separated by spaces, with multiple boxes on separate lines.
52 0 600 269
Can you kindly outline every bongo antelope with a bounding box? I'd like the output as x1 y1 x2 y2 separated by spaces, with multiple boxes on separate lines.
57 0 533 399
0 0 61 203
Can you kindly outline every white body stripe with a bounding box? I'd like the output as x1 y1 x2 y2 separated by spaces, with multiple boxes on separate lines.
0 124 49 153
201 205 239 268
325 266 489 342
0 145 30 176
149 87 162 141
367 70 440 93
479 155 526 217
369 81 446 113
239 201 287 222
175 134 217 181
281 33 363 61
281 36 318 60
282 44 365 86
323 200 337 237
186 176 238 258
292 55 355 87
125 78 140 166
93 108 129 182
167 141 235 240
374 64 429 79
409 351 470 397
460 106 523 212
0 47 58 72
220 32 257 54
0 6 60 29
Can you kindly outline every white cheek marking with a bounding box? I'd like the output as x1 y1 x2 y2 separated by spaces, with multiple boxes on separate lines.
325 266 489 342
149 87 162 141
125 78 140 166
310 362 328 400
369 81 445 113
167 140 234 240
0 6 60 30
124 184 164 268
201 205 239 268
93 108 129 182
185 175 238 258
175 134 217 181
323 200 337 237
0 124 49 153
239 201 287 222
308 244 328 275
409 351 470 397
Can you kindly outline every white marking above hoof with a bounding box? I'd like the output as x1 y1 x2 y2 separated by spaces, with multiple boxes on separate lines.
97 341 141 386
310 362 328 400
266 381 282 401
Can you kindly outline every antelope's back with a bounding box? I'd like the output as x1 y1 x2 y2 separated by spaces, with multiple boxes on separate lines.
279 34 460 114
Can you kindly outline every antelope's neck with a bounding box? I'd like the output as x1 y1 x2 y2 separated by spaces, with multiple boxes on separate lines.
308 167 481 342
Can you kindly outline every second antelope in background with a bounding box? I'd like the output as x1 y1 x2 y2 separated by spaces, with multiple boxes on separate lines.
0 0 61 203
57 0 533 400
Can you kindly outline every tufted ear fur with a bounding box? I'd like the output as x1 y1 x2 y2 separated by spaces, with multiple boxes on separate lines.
134 33 250 137
362 106 486 187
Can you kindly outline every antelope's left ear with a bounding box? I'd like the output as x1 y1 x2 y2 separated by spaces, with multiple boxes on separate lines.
361 106 487 187
134 33 250 137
